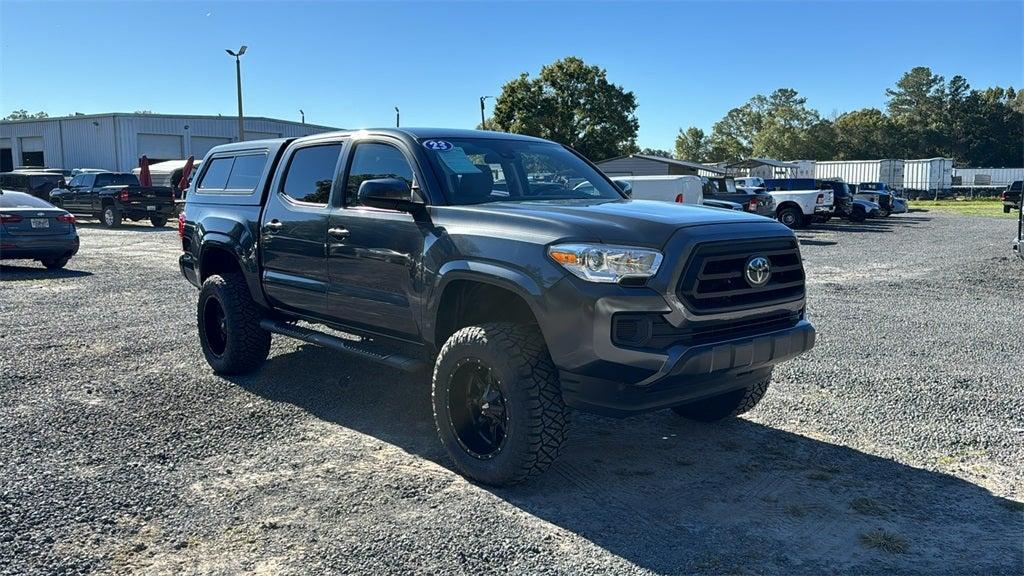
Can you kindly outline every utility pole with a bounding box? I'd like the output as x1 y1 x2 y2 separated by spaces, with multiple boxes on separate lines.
225 45 247 141
479 96 493 129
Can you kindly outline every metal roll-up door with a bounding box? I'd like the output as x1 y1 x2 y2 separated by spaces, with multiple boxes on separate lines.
137 134 183 164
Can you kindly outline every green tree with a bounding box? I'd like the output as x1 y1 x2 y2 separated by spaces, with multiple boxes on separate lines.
3 109 48 121
706 88 826 160
639 147 673 158
885 66 947 157
833 108 900 159
490 57 639 161
674 127 710 161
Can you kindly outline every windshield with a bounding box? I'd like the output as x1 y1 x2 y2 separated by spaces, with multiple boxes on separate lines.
419 138 622 205
860 182 884 191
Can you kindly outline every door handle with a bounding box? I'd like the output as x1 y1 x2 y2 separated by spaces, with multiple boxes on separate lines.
265 220 283 231
328 227 350 239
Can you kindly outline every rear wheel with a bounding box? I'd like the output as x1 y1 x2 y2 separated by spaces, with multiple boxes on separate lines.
150 216 168 227
1005 205 1012 214
102 204 121 228
671 371 772 422
197 273 271 374
432 322 569 486
777 206 804 229
41 256 70 270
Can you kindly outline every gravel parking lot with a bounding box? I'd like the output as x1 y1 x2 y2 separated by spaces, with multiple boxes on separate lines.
2 212 1022 575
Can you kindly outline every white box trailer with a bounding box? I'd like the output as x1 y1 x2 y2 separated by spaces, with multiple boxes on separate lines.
612 175 704 205
813 159 905 189
903 158 953 196
790 160 816 179
953 167 1024 188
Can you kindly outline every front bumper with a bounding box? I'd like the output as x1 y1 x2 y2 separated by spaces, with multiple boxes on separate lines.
560 321 814 416
538 223 816 417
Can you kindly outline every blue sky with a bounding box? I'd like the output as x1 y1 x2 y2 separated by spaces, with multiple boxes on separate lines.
1 1 1021 150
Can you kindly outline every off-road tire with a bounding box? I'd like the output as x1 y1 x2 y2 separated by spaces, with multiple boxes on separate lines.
777 206 804 229
671 371 772 422
197 273 271 374
150 216 168 227
41 256 70 270
432 322 569 486
1004 205 1012 214
102 204 122 228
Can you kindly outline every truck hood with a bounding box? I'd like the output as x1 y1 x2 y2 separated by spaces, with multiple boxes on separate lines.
452 198 777 247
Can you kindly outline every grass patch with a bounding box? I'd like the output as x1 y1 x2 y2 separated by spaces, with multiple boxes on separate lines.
850 497 889 517
910 199 1016 218
859 529 908 554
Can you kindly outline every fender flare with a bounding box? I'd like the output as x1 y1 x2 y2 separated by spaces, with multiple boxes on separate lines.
198 232 268 308
426 260 547 347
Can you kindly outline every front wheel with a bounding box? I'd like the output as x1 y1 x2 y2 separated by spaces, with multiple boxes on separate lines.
102 205 121 228
849 209 866 223
1005 205 1012 214
671 371 772 422
777 206 804 229
197 273 271 374
150 216 168 227
432 323 569 486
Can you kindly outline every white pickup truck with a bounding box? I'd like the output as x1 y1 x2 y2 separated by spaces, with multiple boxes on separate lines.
737 177 833 228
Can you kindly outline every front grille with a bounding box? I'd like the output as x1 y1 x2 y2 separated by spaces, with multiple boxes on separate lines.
677 238 805 313
612 311 801 350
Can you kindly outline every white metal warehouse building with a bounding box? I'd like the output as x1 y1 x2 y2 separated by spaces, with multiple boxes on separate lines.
0 113 337 173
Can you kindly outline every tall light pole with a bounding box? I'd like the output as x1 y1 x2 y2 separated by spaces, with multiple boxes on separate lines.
479 96 493 129
395 106 400 127
299 109 305 124
225 45 247 141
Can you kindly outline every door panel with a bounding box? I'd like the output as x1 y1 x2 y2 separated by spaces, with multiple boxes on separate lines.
259 143 343 318
327 141 424 337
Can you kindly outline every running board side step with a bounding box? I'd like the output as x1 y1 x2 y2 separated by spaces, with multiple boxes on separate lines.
259 319 428 373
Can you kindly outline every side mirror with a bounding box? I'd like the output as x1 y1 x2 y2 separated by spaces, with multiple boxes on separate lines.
357 178 418 211
613 180 632 197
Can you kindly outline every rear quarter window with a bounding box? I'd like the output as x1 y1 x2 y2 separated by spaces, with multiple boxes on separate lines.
197 153 268 193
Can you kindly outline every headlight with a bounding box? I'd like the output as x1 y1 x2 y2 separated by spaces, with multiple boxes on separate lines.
548 243 663 283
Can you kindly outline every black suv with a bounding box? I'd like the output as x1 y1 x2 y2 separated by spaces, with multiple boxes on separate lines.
0 170 65 201
179 129 816 485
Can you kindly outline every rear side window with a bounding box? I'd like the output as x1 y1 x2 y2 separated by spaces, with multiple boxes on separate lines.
225 154 267 191
281 144 343 205
198 157 233 190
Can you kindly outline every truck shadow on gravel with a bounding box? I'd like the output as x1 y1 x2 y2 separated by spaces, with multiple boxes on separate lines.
800 215 932 236
232 345 1023 575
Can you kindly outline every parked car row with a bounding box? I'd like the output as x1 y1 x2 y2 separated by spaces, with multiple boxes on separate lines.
0 158 199 229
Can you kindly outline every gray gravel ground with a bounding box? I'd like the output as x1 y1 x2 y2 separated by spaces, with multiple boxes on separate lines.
1 212 1022 575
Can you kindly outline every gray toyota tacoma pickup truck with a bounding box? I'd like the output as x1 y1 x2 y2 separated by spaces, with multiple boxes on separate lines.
179 128 816 485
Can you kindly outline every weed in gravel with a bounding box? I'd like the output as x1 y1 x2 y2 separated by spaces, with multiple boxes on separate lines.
859 529 908 554
850 498 889 517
